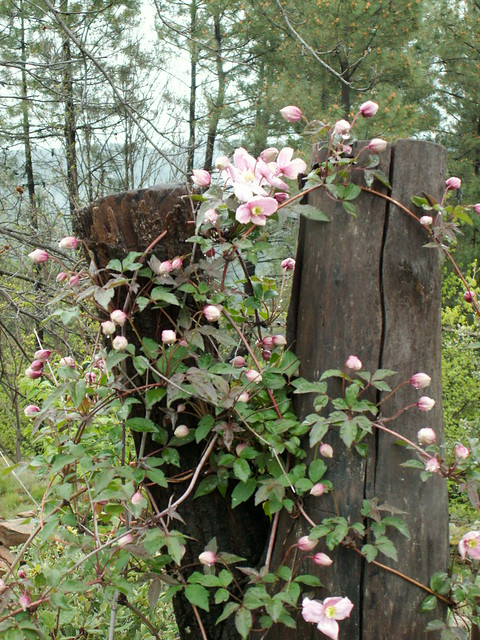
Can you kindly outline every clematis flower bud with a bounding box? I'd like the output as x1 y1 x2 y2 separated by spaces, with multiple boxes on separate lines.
56 271 67 282
59 236 78 249
192 169 211 187
237 391 250 403
419 216 433 227
30 360 44 371
59 356 75 367
203 209 218 224
281 258 295 271
171 257 183 270
131 491 143 505
162 330 176 345
345 355 362 371
231 356 246 368
474 203 480 215
368 138 388 153
417 427 436 445
417 396 435 411
28 249 49 263
425 458 440 473
110 310 127 326
34 349 51 362
410 372 431 389
262 350 272 361
199 551 216 566
446 176 461 190
117 533 134 547
455 444 470 459
274 192 289 204
25 367 41 379
313 552 333 566
112 336 128 352
464 290 476 303
215 156 230 170
297 536 318 551
17 570 27 579
359 100 379 118
260 147 279 162
272 335 287 347
158 260 173 275
280 105 302 122
24 405 40 417
333 119 351 136
310 483 326 497
69 274 80 287
174 425 190 438
320 443 334 458
245 370 262 384
0 579 6 592
203 305 222 322
101 320 116 336
19 593 30 611
262 336 274 349
84 372 96 384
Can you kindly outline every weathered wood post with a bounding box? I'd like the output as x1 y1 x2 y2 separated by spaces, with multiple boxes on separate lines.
271 139 449 639
74 184 270 640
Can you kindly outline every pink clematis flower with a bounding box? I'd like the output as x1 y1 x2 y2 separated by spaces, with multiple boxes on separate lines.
459 530 480 560
281 258 295 271
274 147 307 179
302 596 354 640
446 176 461 191
236 196 278 226
345 355 362 371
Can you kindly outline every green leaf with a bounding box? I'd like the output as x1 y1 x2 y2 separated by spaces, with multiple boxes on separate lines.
185 584 210 612
291 378 328 394
294 574 322 587
369 169 392 190
193 476 218 499
106 258 122 272
382 516 410 539
145 388 166 409
430 572 451 595
146 468 168 487
216 602 240 624
340 419 357 448
308 459 327 483
261 371 286 389
126 417 157 432
375 536 398 561
419 595 438 613
235 608 253 639
361 544 378 562
343 201 357 216
295 204 330 222
151 287 180 306
343 182 361 200
93 287 115 310
231 478 257 508
196 415 215 442
233 458 251 483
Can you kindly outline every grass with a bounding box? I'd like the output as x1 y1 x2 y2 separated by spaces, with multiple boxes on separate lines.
0 465 46 520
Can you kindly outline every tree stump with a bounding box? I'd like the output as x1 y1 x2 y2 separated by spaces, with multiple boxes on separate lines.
271 140 449 639
74 184 269 640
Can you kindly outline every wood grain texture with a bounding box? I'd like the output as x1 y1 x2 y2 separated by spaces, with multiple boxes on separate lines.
272 140 448 639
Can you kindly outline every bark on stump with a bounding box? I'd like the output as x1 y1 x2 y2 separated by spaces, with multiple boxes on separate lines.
74 184 269 640
269 140 449 639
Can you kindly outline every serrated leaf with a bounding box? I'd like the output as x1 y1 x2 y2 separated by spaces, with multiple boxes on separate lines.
375 536 398 561
233 458 251 483
148 578 163 609
196 415 215 442
362 544 378 562
343 182 361 200
382 516 410 538
193 476 218 499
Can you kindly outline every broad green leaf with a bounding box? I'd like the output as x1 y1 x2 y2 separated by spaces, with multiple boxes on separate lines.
295 203 330 222
419 595 437 612
196 415 215 442
216 602 240 624
185 584 210 612
231 478 257 508
235 607 253 639
193 476 218 499
233 458 251 483
151 287 180 306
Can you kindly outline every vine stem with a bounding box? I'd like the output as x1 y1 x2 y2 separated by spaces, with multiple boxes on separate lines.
154 435 218 520
191 602 209 640
221 308 283 419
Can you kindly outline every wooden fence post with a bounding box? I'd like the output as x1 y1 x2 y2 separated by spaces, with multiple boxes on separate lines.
271 139 449 639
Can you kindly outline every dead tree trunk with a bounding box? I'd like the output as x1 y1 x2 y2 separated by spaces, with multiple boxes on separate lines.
270 139 449 639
